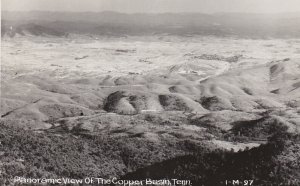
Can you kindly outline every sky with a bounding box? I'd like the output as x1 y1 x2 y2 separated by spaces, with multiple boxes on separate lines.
2 0 300 14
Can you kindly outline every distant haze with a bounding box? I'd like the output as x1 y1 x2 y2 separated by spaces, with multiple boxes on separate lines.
2 0 300 14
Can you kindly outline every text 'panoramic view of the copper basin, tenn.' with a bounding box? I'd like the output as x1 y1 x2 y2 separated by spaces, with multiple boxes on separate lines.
1 0 300 185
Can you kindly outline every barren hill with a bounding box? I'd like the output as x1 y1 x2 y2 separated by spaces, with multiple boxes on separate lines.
1 34 299 184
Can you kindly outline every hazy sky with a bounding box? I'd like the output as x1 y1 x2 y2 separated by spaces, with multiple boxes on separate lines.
2 0 300 13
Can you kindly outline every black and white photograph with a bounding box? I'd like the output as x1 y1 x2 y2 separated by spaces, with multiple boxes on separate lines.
1 0 300 185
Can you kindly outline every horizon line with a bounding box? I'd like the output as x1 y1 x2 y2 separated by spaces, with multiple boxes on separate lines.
2 10 300 15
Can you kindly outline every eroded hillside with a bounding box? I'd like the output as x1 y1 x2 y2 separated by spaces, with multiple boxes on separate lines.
1 36 300 185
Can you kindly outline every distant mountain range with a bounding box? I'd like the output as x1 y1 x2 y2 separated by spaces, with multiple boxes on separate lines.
2 11 300 38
